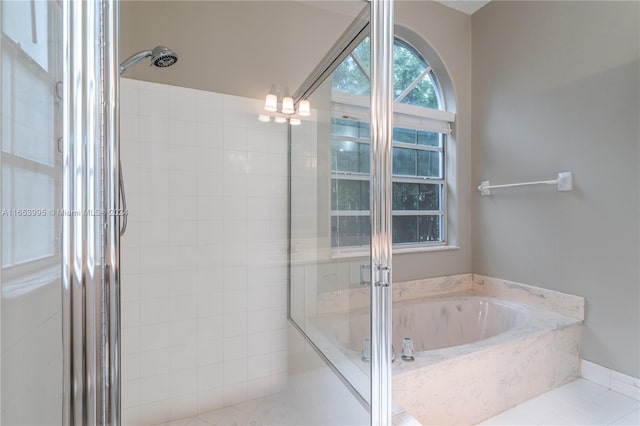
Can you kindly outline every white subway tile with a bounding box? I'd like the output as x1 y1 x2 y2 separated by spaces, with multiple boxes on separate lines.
170 345 198 372
169 170 197 196
196 147 223 171
197 92 224 125
122 378 140 409
224 336 248 361
140 272 171 299
139 297 171 326
197 123 224 149
223 382 248 407
139 374 171 404
223 358 248 385
247 331 270 357
169 86 197 122
197 387 224 413
223 95 248 127
170 368 198 398
223 290 248 314
169 119 198 146
247 310 270 335
169 220 198 247
139 349 171 378
197 316 224 341
170 393 199 421
140 323 171 351
247 355 271 380
139 399 172 425
120 78 140 114
223 312 247 337
172 294 198 321
139 116 169 144
247 377 272 400
197 339 224 366
170 319 198 347
169 144 198 171
139 86 169 118
198 363 223 391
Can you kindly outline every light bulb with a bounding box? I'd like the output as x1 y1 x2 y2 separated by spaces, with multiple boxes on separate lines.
258 114 271 123
274 116 287 124
264 94 278 112
281 96 294 114
290 118 301 126
298 100 311 117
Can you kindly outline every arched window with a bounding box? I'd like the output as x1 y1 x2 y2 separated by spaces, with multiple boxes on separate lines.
330 36 455 249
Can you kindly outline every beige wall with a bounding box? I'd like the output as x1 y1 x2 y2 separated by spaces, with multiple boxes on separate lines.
393 0 473 281
120 1 365 99
471 1 640 377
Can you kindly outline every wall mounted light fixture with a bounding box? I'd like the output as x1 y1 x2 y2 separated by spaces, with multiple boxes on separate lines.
259 92 310 126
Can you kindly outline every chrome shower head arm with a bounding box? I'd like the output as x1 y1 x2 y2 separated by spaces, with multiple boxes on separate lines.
119 50 153 75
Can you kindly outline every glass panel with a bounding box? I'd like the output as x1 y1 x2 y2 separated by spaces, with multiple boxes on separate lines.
393 214 442 243
393 39 427 100
332 179 370 211
393 127 416 144
392 215 418 243
417 150 442 178
332 53 370 96
392 147 416 176
419 215 442 242
290 37 374 411
417 130 441 147
331 215 371 247
400 73 439 109
331 140 370 173
1 1 63 424
1 0 49 70
393 183 441 211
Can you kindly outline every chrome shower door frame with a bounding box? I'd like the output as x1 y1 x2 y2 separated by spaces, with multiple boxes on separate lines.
62 0 121 424
369 1 394 425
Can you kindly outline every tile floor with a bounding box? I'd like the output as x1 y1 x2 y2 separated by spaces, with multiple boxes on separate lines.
158 378 640 426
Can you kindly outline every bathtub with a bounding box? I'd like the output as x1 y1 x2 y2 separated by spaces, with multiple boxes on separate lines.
309 292 582 425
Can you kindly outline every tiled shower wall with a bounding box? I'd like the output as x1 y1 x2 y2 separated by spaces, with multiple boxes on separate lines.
119 78 289 424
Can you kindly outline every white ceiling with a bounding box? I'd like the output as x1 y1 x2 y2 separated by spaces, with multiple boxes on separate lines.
434 0 491 15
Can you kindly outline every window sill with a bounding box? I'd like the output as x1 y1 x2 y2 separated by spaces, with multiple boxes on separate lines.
330 244 460 259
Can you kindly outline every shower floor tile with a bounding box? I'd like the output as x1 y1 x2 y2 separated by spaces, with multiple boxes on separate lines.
159 379 639 426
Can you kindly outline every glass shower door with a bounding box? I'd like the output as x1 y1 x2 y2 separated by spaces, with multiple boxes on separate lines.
1 1 64 424
289 1 394 423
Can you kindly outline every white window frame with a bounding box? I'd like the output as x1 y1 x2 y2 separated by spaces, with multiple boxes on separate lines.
330 93 455 256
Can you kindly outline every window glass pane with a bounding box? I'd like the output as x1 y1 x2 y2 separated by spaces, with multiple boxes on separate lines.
332 216 370 247
2 1 49 70
392 216 418 244
393 127 416 144
393 40 427 99
12 58 55 165
392 147 416 176
332 54 370 96
418 215 442 242
353 36 370 73
401 74 439 109
417 151 441 178
358 122 370 139
393 183 441 211
417 131 440 147
2 167 13 267
331 179 369 211
332 118 359 138
331 140 369 173
12 167 55 263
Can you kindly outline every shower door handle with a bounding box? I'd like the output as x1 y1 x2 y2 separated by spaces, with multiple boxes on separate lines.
360 264 371 286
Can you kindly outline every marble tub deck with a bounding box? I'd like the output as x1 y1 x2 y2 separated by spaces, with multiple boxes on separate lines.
313 274 586 425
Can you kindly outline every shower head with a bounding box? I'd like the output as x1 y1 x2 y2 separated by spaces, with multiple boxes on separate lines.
119 45 178 75
150 46 178 68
